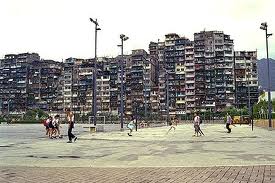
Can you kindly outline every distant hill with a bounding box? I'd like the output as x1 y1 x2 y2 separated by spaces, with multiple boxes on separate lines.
257 58 275 91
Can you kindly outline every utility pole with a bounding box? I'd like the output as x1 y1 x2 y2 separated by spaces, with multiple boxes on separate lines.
166 71 170 125
118 34 129 130
90 18 101 126
244 55 252 128
260 22 273 129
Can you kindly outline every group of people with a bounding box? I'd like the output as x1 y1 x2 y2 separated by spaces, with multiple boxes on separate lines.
43 110 235 141
42 108 77 143
43 115 62 139
126 113 234 137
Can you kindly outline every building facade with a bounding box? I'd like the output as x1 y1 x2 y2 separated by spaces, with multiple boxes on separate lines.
234 51 259 109
194 31 235 112
0 53 40 114
0 31 259 117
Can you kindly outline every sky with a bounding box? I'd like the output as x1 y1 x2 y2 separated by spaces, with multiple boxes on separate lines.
0 0 274 61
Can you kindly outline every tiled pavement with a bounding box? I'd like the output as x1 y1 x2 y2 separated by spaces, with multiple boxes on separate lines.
0 166 274 183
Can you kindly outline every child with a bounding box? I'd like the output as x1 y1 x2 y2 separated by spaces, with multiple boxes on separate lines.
167 117 176 134
44 116 53 138
52 115 62 138
127 116 135 136
42 118 49 136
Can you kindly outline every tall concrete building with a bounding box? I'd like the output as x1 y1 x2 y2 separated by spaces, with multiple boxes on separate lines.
28 59 63 113
127 50 148 117
184 41 196 114
148 42 160 115
0 30 259 118
150 34 195 117
0 53 40 114
194 31 234 112
0 53 63 114
234 51 259 109
63 58 93 115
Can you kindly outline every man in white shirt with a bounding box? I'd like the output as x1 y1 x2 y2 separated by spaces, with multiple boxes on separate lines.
226 113 233 133
66 108 77 143
194 113 202 137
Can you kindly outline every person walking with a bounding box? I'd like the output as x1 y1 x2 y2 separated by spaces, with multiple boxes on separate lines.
198 115 205 136
193 113 200 137
226 113 233 133
167 117 176 134
47 116 54 139
66 108 77 143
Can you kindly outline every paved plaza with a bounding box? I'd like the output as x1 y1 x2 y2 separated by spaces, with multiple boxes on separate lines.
0 123 275 182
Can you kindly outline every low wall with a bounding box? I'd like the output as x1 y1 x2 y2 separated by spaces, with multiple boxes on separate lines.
254 119 275 128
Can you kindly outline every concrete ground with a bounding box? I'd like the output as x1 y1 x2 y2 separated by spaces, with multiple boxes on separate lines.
0 166 274 183
0 123 275 167
0 123 274 182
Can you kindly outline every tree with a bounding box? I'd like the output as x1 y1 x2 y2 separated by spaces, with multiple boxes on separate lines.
24 109 48 120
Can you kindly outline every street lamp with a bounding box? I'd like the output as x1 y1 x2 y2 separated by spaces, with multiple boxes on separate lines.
260 22 273 129
118 34 129 130
166 70 170 125
90 18 101 126
244 57 252 129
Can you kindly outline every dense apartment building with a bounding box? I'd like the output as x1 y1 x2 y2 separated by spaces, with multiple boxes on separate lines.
150 34 195 116
234 51 259 109
125 50 149 117
28 59 63 112
148 42 160 114
194 31 235 112
184 41 196 114
0 53 40 114
63 57 110 115
109 58 119 115
0 53 63 114
0 30 259 117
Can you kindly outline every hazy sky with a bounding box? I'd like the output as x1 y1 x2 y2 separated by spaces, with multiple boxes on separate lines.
0 0 274 61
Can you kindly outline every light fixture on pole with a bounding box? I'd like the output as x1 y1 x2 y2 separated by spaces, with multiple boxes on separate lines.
90 18 101 126
118 34 129 130
260 22 273 129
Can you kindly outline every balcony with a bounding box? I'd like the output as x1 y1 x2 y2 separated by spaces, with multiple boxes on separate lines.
185 62 194 66
186 97 195 101
185 56 194 61
185 67 194 72
186 85 195 89
185 73 195 78
186 80 195 84
225 71 232 75
186 92 195 96
187 104 195 107
194 53 204 57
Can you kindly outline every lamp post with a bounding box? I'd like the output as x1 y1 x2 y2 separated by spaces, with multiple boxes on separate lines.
244 56 252 129
90 18 101 126
118 34 129 130
0 99 2 115
166 71 170 125
134 100 138 131
260 22 273 129
7 99 11 116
